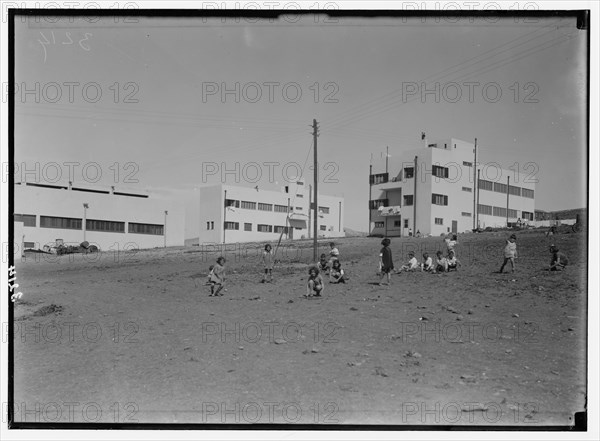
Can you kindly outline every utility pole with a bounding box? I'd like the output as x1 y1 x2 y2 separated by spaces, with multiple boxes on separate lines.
312 119 319 262
472 138 477 230
413 155 418 235
223 189 227 245
506 175 510 227
368 161 372 235
308 184 312 240
164 210 168 248
476 169 481 229
385 146 389 175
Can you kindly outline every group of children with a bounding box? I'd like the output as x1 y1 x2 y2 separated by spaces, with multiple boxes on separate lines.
377 234 462 285
205 233 569 297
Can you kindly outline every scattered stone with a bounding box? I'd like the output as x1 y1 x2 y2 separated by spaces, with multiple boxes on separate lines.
456 314 464 321
419 316 428 321
568 327 574 331
374 366 388 377
405 351 422 358
238 346 244 350
512 313 520 318
550 370 559 375
274 338 287 345
311 348 319 353
467 309 474 315
288 300 294 303
183 347 192 351
505 349 512 354
350 307 358 311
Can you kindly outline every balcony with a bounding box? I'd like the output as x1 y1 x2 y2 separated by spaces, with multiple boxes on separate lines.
377 205 401 217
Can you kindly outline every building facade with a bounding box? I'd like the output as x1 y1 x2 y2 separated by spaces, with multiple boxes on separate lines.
369 138 536 237
198 182 344 244
13 182 185 253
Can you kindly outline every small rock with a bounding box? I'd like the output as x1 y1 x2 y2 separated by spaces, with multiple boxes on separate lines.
238 346 244 350
419 316 428 321
311 348 319 353
456 315 464 321
274 338 287 345
505 349 512 353
467 309 474 315
350 307 358 311
288 300 294 303
512 313 520 318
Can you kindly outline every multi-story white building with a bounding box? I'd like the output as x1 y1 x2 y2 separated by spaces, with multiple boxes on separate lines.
198 182 344 244
13 181 185 254
369 138 535 236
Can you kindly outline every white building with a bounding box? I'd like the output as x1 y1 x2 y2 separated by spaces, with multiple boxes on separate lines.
369 138 535 236
13 181 185 254
198 182 344 244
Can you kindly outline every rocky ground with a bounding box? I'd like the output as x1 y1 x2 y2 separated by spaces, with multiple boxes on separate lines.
11 229 587 426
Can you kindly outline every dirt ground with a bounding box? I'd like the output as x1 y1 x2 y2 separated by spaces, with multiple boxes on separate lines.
11 229 587 426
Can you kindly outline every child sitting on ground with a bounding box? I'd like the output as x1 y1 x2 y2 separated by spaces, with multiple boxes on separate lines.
399 251 419 272
421 252 433 272
317 253 329 274
499 234 518 273
446 250 461 271
328 242 340 270
549 245 568 271
306 266 324 297
208 257 226 296
434 251 448 273
330 259 348 283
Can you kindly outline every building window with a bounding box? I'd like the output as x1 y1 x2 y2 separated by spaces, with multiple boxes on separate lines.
404 219 409 228
374 221 384 228
462 186 472 192
128 222 164 235
258 203 273 211
24 242 36 249
432 193 448 206
478 179 493 191
522 188 535 199
274 225 288 234
369 173 389 185
463 161 472 167
274 204 289 213
403 195 413 206
296 194 304 198
86 219 125 233
244 223 252 231
508 209 518 218
509 185 521 196
493 206 507 218
225 199 240 208
211 221 214 230
521 211 533 221
295 207 303 211
318 206 330 214
224 221 239 230
435 218 443 225
404 167 414 179
241 201 256 210
206 222 211 230
369 199 388 210
14 214 36 227
432 165 449 178
393 220 401 227
493 182 508 194
40 216 82 230
319 225 326 231
461 212 472 217
478 204 493 215
257 224 273 233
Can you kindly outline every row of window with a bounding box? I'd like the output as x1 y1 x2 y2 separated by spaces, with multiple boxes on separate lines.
223 222 329 233
478 179 534 198
226 199 330 213
477 205 534 220
14 214 164 235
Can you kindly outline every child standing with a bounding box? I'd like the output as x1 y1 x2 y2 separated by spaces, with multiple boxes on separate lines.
261 244 274 283
328 242 340 270
208 256 226 296
379 238 393 285
499 234 517 273
421 252 433 272
330 260 348 283
444 234 458 256
549 245 568 271
306 266 324 297
434 251 448 273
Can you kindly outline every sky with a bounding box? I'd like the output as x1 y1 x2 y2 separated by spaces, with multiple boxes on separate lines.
11 8 588 234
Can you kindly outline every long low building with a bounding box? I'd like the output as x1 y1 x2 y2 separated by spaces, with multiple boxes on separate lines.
198 182 344 244
13 181 185 254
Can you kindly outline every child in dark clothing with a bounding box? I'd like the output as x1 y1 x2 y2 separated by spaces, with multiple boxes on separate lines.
317 253 329 274
330 259 347 283
549 245 568 271
379 238 393 285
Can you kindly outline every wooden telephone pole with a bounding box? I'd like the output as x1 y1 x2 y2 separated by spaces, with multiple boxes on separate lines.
312 119 319 262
